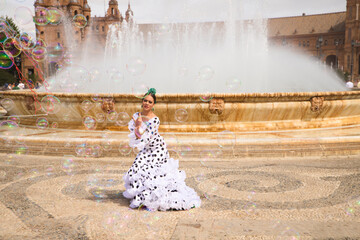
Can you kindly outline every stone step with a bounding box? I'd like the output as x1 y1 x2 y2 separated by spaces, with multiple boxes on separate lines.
1 136 360 158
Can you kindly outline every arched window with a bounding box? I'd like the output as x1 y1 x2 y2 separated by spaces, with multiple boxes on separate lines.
102 26 105 32
74 10 78 16
86 16 89 22
112 8 114 15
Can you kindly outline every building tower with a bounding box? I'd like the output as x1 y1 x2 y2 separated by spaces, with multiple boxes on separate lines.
345 0 360 81
33 0 91 77
125 1 134 23
106 0 123 21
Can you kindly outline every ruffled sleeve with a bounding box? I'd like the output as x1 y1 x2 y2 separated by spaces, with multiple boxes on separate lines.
128 112 152 151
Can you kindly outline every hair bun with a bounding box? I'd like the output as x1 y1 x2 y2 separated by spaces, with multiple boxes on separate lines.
148 88 156 95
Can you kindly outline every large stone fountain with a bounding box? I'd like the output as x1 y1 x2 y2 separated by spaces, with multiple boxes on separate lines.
1 89 360 132
1 2 359 158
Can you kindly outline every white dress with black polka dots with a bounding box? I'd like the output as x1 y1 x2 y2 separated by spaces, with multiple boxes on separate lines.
123 112 201 211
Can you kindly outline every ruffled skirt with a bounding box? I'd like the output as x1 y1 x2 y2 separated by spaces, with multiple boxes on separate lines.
123 155 201 211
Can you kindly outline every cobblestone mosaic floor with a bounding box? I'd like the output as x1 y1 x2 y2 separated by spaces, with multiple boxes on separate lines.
0 153 359 239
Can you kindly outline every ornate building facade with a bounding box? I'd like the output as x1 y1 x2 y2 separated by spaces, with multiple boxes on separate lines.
27 0 359 82
30 0 133 77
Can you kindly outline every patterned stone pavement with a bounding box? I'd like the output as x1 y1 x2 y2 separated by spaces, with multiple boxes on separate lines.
0 153 359 239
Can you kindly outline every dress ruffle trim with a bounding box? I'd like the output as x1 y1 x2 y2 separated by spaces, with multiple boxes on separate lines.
123 158 201 211
128 119 151 151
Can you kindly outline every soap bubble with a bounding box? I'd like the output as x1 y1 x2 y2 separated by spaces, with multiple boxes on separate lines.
0 120 18 131
3 38 21 57
34 7 50 26
47 42 65 63
92 94 102 102
15 144 28 155
0 50 13 69
41 95 61 114
126 57 146 76
109 69 124 83
62 155 75 175
92 145 102 157
131 83 148 99
73 14 87 28
1 98 14 110
157 24 171 35
226 77 242 91
119 143 132 156
18 33 35 50
345 196 360 217
45 165 55 176
195 172 206 183
107 111 118 122
90 68 101 81
95 112 106 123
217 130 236 149
0 30 8 43
199 92 213 102
47 7 63 25
81 100 93 112
179 143 193 157
75 143 86 157
83 116 96 130
200 150 216 167
102 210 135 236
102 140 113 151
198 65 214 81
116 112 131 126
175 109 189 122
14 7 33 25
7 115 20 125
36 117 49 129
32 46 47 62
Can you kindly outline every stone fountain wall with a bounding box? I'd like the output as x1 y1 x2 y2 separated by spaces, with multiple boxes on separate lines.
1 90 360 132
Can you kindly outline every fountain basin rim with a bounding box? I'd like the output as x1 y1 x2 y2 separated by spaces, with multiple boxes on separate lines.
0 90 358 103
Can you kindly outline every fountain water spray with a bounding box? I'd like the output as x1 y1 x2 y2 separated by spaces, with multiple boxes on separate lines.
44 0 347 94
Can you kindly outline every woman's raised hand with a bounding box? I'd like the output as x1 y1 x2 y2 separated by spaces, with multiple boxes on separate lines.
133 113 143 128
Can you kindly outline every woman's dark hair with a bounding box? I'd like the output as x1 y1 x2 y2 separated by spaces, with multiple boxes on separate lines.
143 88 157 104
143 92 156 104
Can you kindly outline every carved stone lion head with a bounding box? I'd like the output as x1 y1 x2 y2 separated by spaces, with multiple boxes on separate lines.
101 98 115 113
310 96 324 112
209 98 225 115
24 96 35 111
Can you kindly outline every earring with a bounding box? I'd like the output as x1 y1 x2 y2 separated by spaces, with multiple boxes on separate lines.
152 107 155 111
141 105 143 108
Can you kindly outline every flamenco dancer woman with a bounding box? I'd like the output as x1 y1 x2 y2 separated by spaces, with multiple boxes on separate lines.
123 88 201 211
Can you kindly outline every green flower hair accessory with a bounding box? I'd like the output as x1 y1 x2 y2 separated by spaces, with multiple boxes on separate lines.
147 88 156 95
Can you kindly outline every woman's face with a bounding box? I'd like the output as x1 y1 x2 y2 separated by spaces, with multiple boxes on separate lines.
142 94 155 111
